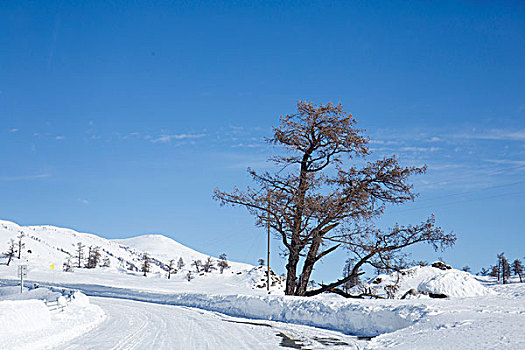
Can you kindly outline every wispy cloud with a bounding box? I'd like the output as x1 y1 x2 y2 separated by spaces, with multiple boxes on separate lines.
482 159 525 166
150 133 205 144
9 128 19 133
122 132 141 139
455 129 525 142
78 198 89 205
0 173 51 181
55 136 65 140
231 143 265 148
399 146 441 153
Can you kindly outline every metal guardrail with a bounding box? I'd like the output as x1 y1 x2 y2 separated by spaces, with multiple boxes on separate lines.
44 295 72 312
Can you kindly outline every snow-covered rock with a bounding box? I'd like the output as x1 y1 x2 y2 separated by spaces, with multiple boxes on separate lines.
360 265 492 299
418 269 492 298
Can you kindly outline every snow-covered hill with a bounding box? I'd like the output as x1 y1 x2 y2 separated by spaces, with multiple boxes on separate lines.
0 219 282 293
114 234 251 271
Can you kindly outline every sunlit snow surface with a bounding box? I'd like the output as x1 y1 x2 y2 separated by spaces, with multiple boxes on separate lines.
1 219 525 349
356 265 494 299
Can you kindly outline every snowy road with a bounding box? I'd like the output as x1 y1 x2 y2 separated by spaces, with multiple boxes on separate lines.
56 297 362 350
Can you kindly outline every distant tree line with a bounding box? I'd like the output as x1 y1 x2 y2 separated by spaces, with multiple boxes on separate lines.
477 252 523 284
143 253 230 280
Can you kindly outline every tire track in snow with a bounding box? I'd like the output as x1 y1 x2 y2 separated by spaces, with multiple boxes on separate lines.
56 297 361 349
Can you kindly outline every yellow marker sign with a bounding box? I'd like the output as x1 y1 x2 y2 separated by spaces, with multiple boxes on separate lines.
50 264 55 270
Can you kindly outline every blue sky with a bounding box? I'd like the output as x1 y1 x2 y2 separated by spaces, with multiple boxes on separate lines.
1 1 524 281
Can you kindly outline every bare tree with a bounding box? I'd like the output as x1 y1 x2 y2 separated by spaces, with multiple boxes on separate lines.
16 231 25 259
258 259 265 266
497 253 511 284
4 239 17 266
512 259 524 283
496 253 504 281
342 258 360 293
202 257 216 273
462 266 471 273
167 259 177 279
310 218 454 297
192 259 202 273
75 242 85 268
384 273 401 299
502 258 511 284
177 257 185 271
218 253 230 273
63 256 74 272
102 257 111 267
141 253 151 276
86 246 101 268
215 101 456 296
490 265 500 279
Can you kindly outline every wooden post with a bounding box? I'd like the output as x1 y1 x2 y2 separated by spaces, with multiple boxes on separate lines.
267 191 271 293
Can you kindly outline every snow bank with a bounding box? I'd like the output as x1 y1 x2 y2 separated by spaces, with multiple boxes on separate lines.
0 286 62 301
0 285 105 350
163 293 429 337
418 270 492 298
0 299 51 336
72 283 429 337
70 290 91 307
362 266 492 299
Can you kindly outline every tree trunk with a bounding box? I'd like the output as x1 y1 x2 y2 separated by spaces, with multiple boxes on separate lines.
7 254 12 266
285 150 315 295
295 236 322 296
285 249 301 295
295 224 340 296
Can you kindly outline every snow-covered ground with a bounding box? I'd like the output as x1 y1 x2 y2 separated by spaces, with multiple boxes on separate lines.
1 218 525 349
0 219 278 294
0 286 105 350
2 276 524 349
54 297 364 350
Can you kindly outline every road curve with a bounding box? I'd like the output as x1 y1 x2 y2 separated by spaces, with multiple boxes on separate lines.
55 297 285 350
56 296 360 350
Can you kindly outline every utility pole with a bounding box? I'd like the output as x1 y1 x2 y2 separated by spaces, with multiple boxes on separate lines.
267 191 271 293
18 265 27 293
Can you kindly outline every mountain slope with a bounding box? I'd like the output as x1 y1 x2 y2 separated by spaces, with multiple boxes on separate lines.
0 219 281 293
113 234 251 270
